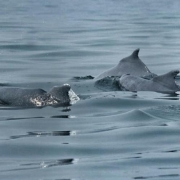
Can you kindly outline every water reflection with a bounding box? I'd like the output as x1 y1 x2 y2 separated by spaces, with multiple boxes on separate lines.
0 158 78 173
10 130 76 140
51 115 76 119
134 174 179 179
6 116 44 121
40 158 78 168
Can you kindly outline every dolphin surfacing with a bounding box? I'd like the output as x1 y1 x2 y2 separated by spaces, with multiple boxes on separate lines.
119 70 180 94
96 49 156 79
0 84 80 107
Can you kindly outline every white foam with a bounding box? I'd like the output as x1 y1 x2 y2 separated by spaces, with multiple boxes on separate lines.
70 130 77 136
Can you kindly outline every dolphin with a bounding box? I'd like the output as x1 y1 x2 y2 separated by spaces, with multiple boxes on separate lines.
119 70 180 94
96 49 156 80
0 84 79 107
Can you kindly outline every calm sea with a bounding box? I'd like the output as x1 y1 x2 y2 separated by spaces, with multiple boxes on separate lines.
1 0 180 179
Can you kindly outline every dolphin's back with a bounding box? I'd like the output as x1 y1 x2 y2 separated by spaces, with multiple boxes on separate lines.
120 70 180 94
96 49 153 79
0 87 46 106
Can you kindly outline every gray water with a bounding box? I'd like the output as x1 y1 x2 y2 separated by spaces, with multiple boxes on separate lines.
1 0 180 179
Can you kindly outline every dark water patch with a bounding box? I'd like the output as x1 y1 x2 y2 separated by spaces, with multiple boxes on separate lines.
0 23 32 30
159 174 179 178
163 150 178 153
0 107 28 111
72 75 94 80
28 73 62 78
160 123 168 126
54 179 72 180
62 27 118 34
0 44 59 51
6 116 44 121
10 130 76 140
44 4 57 8
0 83 11 87
129 91 180 101
51 115 71 118
61 107 71 112
155 97 179 101
0 67 28 72
78 39 120 47
159 167 179 170
0 99 8 106
22 158 76 168
32 50 111 58
153 92 179 100
39 158 76 168
0 106 44 110
1 158 76 173
125 156 141 159
83 126 119 135
134 174 179 179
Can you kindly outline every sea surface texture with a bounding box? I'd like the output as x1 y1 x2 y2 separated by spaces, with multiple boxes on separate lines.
1 0 180 179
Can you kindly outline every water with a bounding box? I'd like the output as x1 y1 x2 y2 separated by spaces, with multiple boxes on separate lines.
1 0 180 179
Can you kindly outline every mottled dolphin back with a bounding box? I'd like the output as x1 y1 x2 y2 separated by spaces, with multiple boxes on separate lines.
96 49 155 79
0 87 47 106
152 70 180 91
48 84 80 105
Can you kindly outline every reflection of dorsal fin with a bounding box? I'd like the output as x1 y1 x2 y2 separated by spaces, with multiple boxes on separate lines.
130 48 140 59
153 70 179 89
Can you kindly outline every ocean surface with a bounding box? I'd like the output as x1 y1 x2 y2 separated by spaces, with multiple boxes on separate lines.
1 0 180 179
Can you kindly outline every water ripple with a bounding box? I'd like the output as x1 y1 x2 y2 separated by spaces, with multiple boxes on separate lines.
134 174 179 179
9 130 76 140
0 158 78 173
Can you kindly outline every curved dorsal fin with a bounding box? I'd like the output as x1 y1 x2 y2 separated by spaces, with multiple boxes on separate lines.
131 48 140 59
153 70 179 89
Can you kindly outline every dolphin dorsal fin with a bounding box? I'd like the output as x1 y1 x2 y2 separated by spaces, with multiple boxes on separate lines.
131 48 140 59
152 70 179 89
49 84 71 100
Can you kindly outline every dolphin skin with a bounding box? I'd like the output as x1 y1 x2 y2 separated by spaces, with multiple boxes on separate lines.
119 70 180 94
96 49 156 79
0 84 79 107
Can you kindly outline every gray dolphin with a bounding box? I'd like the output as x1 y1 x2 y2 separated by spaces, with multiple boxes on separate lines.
96 49 156 80
0 84 79 107
119 70 180 94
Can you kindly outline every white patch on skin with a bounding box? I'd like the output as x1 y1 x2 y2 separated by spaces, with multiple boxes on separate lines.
30 97 44 107
30 87 80 107
68 89 80 105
